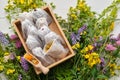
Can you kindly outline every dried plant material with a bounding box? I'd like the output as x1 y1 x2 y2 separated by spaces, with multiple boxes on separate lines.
32 47 55 66
44 39 68 59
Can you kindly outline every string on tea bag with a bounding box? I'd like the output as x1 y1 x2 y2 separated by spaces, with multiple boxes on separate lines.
32 47 55 66
43 39 69 60
36 17 48 29
32 9 52 25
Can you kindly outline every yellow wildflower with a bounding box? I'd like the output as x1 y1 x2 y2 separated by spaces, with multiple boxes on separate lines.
0 65 4 71
75 43 80 48
91 52 99 57
80 49 84 53
20 0 24 4
71 14 77 20
33 4 37 8
83 31 86 35
117 66 120 70
84 54 89 59
111 71 115 76
28 0 33 5
16 56 21 61
6 69 15 75
85 47 88 52
4 52 9 56
72 43 80 49
88 45 94 50
85 52 100 67
109 63 117 69
78 1 85 8
110 22 114 31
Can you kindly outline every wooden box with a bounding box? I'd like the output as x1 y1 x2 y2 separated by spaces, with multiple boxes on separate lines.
12 6 75 74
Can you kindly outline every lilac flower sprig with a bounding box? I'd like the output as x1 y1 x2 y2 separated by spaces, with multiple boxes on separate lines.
18 74 22 80
70 25 87 45
20 57 29 72
0 31 9 46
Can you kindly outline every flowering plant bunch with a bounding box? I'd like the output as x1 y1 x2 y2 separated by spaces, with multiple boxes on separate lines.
56 0 120 80
0 32 42 80
2 0 120 80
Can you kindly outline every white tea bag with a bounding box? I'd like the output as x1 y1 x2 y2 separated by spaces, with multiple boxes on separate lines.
32 9 52 25
27 25 38 36
32 47 55 66
36 17 48 29
26 35 43 50
19 12 34 23
21 19 33 39
38 26 51 45
43 39 69 59
45 32 65 45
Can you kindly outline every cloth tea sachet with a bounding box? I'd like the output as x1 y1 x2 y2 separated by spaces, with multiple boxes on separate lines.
19 12 34 24
32 9 52 25
36 17 48 29
32 47 55 66
44 32 65 45
43 39 69 60
21 19 33 39
26 35 43 50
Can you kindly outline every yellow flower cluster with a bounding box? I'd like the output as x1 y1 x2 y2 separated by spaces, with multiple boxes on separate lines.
80 31 86 35
70 14 77 20
77 1 88 12
4 52 10 56
20 0 24 4
6 69 15 75
84 52 101 67
109 63 117 76
0 65 4 71
81 45 94 53
72 42 80 49
16 56 21 61
110 22 114 31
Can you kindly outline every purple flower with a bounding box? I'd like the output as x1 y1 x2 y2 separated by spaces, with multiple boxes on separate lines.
0 31 9 45
9 53 15 60
18 74 22 80
78 25 87 34
100 57 105 67
105 44 117 51
20 57 29 71
70 25 87 45
116 40 120 46
15 40 22 48
99 36 103 41
70 32 77 45
10 34 18 40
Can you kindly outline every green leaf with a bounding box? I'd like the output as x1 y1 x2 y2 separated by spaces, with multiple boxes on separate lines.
97 75 108 79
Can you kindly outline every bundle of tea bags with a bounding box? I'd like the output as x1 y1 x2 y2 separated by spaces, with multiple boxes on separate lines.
19 9 69 66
